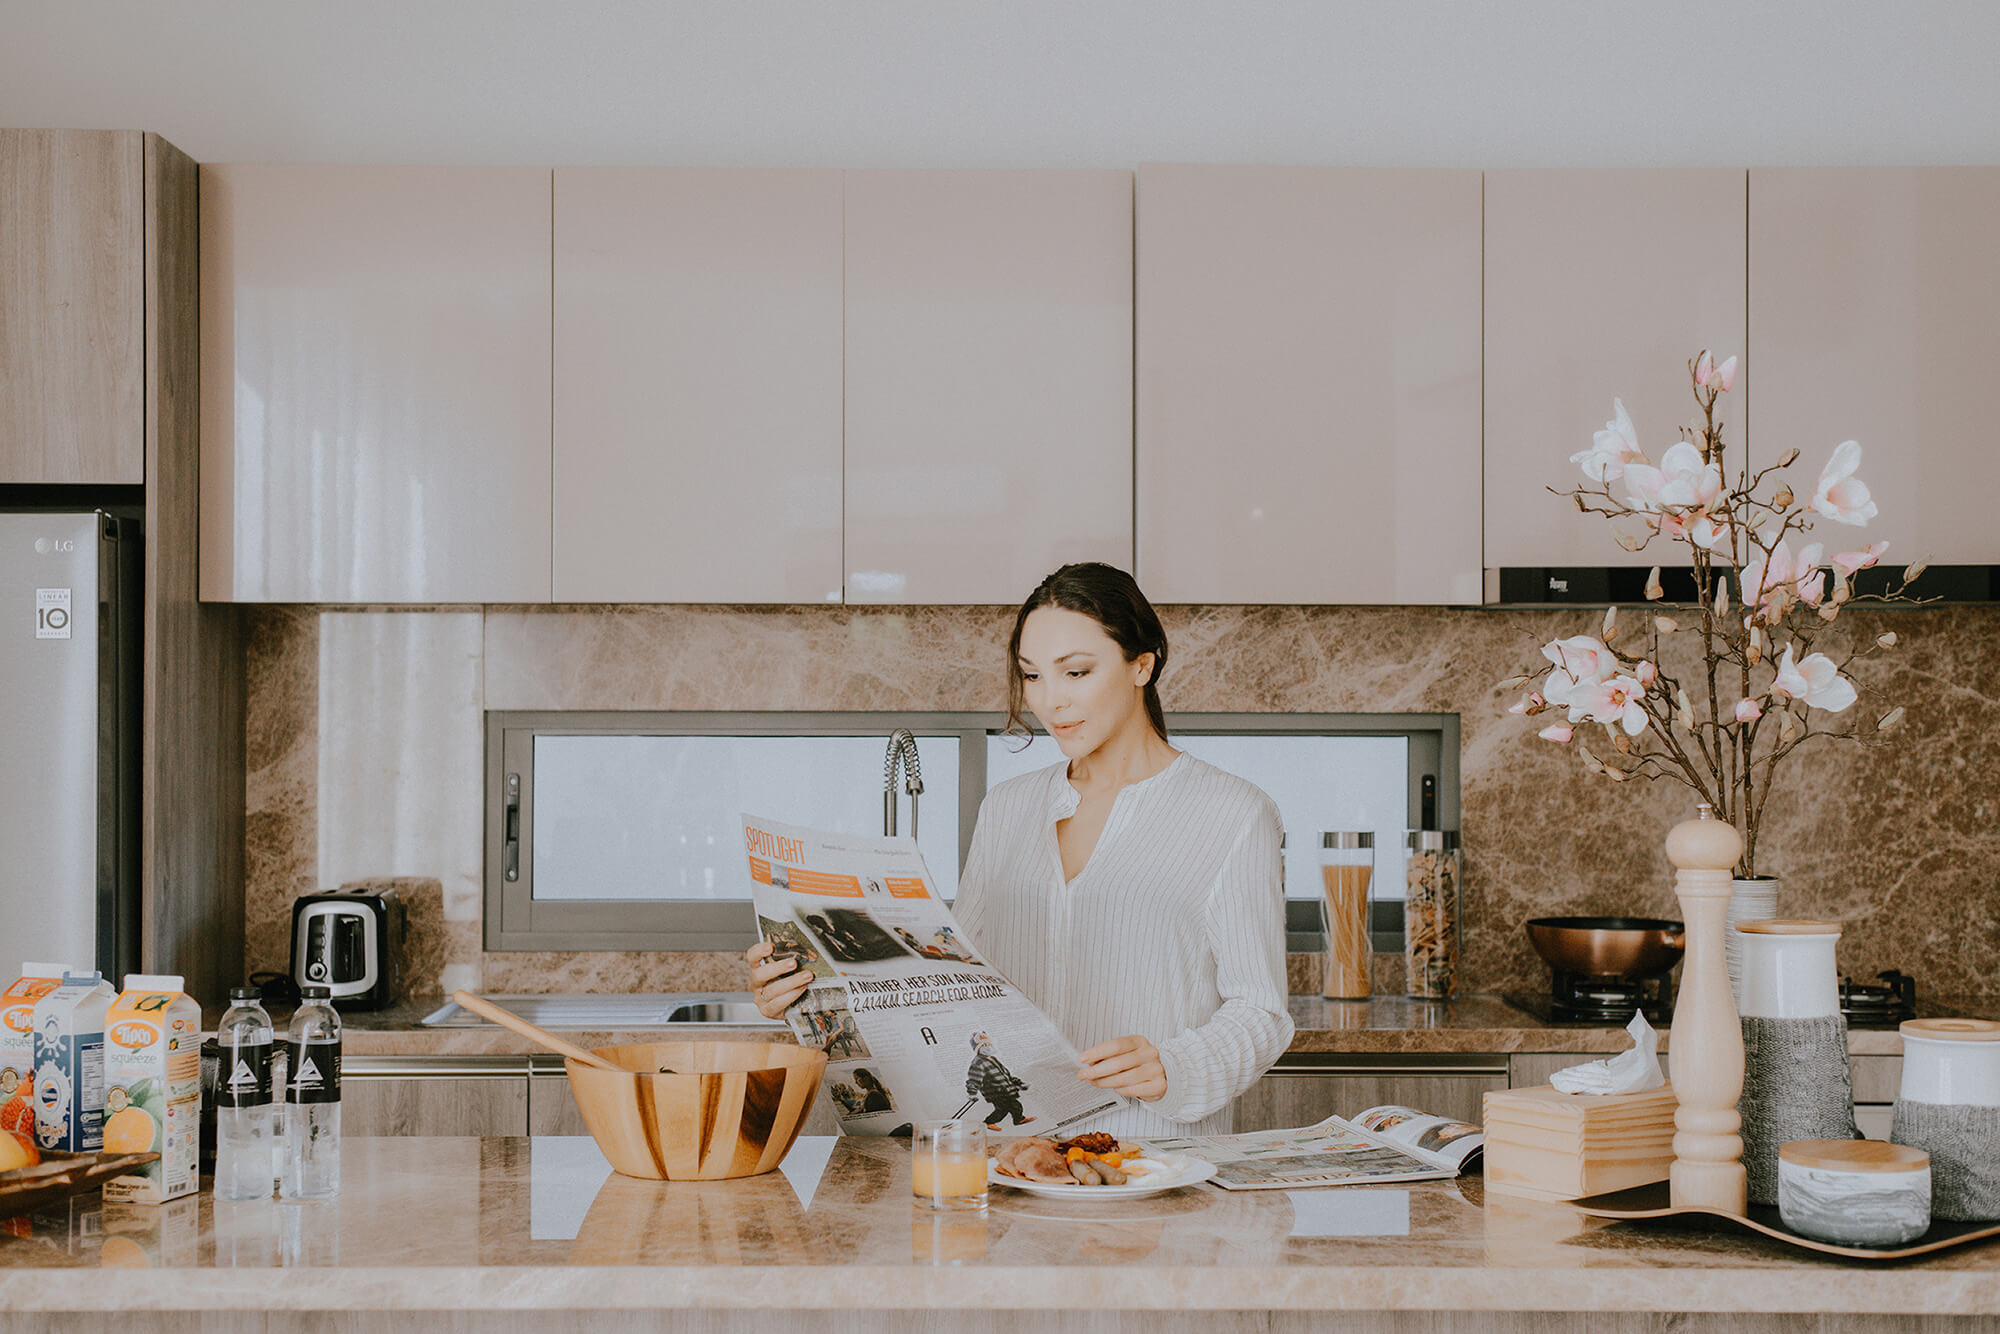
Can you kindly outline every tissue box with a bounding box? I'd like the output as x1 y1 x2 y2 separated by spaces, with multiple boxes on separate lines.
1481 1083 1679 1202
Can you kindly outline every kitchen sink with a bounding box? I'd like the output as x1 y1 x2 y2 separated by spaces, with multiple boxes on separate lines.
417 993 780 1029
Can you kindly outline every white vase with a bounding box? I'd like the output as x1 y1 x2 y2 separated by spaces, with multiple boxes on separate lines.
1724 876 1779 1007
1893 1018 2000 1221
1735 919 1855 1206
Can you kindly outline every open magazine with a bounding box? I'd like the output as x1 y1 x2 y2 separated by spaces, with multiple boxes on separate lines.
743 813 1122 1137
1147 1106 1484 1191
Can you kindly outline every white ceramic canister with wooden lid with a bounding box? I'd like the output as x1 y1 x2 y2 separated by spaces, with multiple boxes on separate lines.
1736 919 1842 1019
1777 1139 1931 1247
1892 1018 2000 1221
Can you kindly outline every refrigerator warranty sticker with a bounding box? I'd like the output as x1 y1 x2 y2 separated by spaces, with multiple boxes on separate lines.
36 588 71 639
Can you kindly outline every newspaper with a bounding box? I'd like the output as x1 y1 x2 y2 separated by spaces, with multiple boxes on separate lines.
743 813 1122 1137
1147 1107 1484 1191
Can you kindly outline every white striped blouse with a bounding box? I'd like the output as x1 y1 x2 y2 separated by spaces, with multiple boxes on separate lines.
953 750 1294 1137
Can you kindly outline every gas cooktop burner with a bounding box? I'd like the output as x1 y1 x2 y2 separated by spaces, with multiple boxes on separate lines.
1506 967 1675 1024
1839 969 1916 1026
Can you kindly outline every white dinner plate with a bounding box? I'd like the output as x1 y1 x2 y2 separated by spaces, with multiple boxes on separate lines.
987 1153 1217 1200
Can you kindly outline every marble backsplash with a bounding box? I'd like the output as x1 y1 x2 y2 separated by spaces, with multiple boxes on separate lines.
243 602 2000 1001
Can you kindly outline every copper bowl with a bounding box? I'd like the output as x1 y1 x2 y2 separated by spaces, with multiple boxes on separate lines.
1525 916 1686 980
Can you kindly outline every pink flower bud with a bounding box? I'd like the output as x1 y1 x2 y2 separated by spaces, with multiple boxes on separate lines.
1538 723 1574 744
1734 697 1763 723
1636 661 1657 687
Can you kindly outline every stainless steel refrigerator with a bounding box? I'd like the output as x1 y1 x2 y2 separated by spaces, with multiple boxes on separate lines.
0 511 140 978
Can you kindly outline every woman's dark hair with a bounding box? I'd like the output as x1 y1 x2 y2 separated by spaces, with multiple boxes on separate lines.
1005 562 1169 743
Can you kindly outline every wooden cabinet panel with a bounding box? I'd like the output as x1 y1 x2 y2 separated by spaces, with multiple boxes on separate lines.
1850 1054 1902 1105
528 1071 843 1138
1234 1071 1503 1132
199 164 552 602
843 169 1132 604
343 1075 529 1136
1484 169 1747 570
552 168 844 603
0 129 144 484
1750 167 2000 564
1137 165 1484 604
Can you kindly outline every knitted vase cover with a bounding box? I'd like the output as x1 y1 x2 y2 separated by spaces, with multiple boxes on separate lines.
1739 1014 1856 1206
1893 1101 2000 1222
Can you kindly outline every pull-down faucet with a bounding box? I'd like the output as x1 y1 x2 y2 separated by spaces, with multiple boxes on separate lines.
883 729 923 839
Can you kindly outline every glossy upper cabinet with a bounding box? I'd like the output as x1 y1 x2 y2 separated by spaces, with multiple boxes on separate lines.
553 169 844 602
842 170 1133 604
1750 168 2000 565
1484 170 1747 570
1137 165 1483 604
0 130 145 484
200 166 552 602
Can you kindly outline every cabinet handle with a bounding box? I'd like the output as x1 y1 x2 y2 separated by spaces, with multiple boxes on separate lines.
504 772 521 881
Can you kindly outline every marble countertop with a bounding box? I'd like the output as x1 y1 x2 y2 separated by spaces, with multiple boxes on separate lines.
2 1136 1998 1315
287 994 2000 1058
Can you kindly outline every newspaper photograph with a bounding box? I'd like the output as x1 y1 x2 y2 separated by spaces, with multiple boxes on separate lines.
743 813 1123 1137
1147 1108 1482 1191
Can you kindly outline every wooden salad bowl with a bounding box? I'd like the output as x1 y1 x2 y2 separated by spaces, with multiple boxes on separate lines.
565 1041 828 1181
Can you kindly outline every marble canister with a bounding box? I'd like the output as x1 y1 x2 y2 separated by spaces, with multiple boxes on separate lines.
1777 1140 1930 1247
1892 1017 2000 1221
1735 919 1855 1207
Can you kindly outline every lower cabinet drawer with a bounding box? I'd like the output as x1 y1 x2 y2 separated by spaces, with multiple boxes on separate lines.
1234 1056 1508 1131
342 1058 532 1136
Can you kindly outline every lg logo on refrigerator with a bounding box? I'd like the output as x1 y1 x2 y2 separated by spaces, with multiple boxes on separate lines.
36 589 71 639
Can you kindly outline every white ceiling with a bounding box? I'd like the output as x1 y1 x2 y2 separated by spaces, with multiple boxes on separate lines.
2 0 1997 167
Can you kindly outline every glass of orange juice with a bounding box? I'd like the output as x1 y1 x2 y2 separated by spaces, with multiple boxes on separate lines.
913 1119 987 1211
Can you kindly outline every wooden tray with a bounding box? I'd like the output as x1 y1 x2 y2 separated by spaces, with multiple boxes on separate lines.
1573 1180 2000 1260
0 1149 160 1219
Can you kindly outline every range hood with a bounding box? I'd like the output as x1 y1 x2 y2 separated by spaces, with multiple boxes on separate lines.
1485 566 1999 607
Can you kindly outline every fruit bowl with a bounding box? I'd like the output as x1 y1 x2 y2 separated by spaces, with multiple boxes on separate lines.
0 1150 159 1220
565 1040 827 1181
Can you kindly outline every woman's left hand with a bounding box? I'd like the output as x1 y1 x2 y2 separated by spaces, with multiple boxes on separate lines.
1076 1035 1167 1102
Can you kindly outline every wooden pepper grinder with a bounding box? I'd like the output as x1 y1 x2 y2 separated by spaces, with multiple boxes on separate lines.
1666 802 1747 1214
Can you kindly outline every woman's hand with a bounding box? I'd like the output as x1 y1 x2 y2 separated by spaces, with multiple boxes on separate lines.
746 940 812 1020
1076 1035 1167 1102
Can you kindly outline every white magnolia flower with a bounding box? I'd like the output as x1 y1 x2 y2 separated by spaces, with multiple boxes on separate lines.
1769 645 1858 713
1623 441 1724 515
1572 399 1648 482
1812 441 1878 526
1580 675 1649 736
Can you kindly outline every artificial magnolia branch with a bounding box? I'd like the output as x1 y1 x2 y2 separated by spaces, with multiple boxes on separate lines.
1502 352 1930 877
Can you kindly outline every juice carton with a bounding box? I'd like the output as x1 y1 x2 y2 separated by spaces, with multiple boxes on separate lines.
103 974 202 1204
0 962 68 1141
30 972 115 1152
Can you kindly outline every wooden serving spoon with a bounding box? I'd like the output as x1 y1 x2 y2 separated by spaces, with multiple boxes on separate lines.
449 990 626 1072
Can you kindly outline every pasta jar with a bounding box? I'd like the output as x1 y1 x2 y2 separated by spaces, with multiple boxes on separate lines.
1891 1017 2000 1221
1403 831 1461 1000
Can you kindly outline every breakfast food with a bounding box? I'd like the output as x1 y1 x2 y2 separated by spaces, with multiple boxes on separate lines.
993 1135 1152 1187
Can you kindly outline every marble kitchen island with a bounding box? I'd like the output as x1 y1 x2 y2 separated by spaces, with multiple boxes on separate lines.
2 1137 1998 1333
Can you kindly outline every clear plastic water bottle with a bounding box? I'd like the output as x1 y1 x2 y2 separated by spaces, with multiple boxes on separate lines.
280 985 341 1201
215 986 276 1201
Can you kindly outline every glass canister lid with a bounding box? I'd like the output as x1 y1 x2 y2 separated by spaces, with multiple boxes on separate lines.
1322 832 1373 848
1901 1018 2000 1042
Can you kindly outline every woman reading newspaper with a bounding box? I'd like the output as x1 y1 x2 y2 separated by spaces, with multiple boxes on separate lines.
749 563 1294 1136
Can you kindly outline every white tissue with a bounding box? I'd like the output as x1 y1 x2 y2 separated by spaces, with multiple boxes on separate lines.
1547 1012 1667 1095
